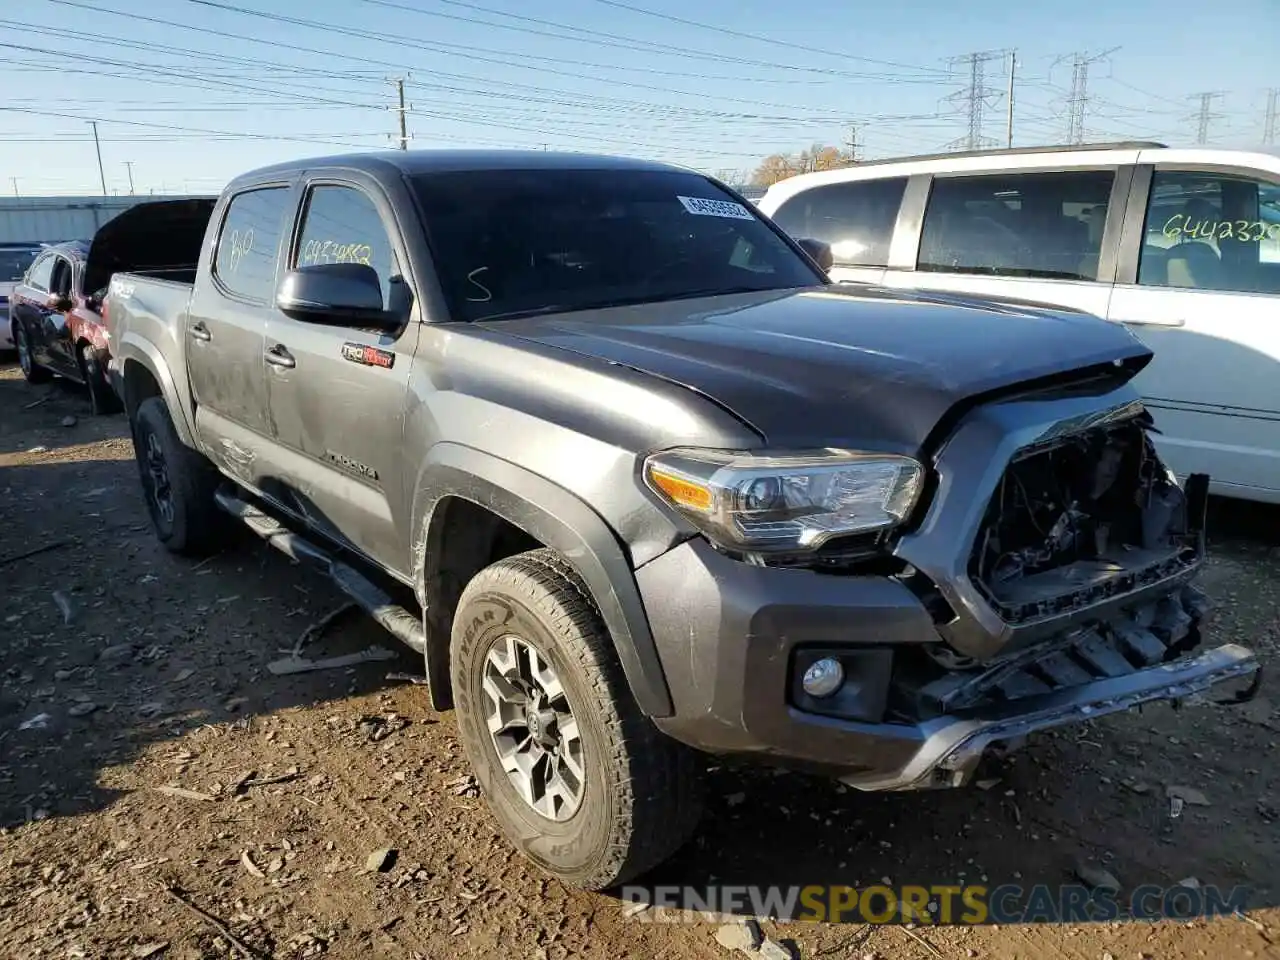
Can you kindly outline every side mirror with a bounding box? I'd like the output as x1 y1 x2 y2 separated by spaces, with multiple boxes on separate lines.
796 238 834 272
47 293 72 311
276 263 396 328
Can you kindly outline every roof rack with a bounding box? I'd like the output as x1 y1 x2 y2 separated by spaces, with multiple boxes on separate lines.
848 141 1168 168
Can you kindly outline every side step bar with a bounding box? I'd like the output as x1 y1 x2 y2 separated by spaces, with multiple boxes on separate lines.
214 489 426 655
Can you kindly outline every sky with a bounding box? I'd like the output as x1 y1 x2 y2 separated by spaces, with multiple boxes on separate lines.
2 0 1278 196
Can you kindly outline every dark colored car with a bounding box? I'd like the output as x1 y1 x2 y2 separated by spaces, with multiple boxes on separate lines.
104 150 1259 891
9 199 214 413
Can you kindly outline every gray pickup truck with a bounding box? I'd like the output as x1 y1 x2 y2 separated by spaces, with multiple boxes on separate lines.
104 150 1258 891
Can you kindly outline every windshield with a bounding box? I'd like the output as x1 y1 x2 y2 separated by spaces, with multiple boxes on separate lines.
0 246 39 283
412 168 823 322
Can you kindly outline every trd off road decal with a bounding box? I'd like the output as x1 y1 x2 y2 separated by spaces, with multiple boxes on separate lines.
341 342 395 369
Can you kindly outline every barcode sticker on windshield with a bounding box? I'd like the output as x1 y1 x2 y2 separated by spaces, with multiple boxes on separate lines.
677 195 754 221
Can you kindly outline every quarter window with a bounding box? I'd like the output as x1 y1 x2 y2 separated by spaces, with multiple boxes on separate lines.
294 185 397 308
1138 170 1280 294
919 171 1115 281
214 187 291 302
770 178 907 267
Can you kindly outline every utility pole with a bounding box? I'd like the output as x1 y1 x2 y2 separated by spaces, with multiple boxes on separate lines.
1005 52 1016 148
944 50 1005 151
90 121 107 196
846 123 859 162
124 161 135 195
9 177 17 198
1190 91 1226 145
1059 49 1117 145
1263 88 1279 147
388 77 411 150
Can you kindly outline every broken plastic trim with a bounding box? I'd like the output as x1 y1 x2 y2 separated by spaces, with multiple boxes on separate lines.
843 643 1258 792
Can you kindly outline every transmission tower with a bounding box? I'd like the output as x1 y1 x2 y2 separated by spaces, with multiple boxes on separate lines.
1189 91 1226 145
1056 49 1116 145
1264 88 1279 146
944 50 1006 151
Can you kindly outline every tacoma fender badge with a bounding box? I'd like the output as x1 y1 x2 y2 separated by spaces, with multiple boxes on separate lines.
341 342 395 369
327 450 379 481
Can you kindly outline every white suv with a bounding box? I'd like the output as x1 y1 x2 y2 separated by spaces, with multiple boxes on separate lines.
758 142 1280 505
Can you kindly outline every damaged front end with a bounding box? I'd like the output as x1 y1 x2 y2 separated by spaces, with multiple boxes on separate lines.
860 403 1261 790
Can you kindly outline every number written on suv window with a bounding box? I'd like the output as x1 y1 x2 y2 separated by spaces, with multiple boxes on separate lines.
213 187 292 302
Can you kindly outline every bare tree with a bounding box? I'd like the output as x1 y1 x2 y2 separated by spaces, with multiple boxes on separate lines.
752 145 849 185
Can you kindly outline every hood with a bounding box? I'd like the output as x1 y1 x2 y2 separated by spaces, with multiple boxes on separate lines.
483 285 1151 455
84 198 217 296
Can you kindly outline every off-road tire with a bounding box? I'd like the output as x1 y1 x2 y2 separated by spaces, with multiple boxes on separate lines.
131 397 223 556
15 324 50 384
79 343 122 415
451 548 703 891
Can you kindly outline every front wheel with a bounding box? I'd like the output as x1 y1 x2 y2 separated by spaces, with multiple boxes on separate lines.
15 324 50 384
451 548 703 891
131 397 223 556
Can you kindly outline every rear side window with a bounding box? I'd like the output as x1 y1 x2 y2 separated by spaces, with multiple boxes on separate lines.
294 185 397 309
770 178 907 267
214 187 292 302
26 254 55 292
919 171 1115 281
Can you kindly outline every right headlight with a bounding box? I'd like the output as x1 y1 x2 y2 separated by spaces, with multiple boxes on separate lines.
643 447 924 555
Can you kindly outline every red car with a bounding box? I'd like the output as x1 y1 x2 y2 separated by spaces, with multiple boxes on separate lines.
9 199 214 414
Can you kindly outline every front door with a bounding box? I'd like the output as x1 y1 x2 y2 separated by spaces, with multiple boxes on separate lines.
1107 166 1280 502
185 184 293 475
262 179 419 573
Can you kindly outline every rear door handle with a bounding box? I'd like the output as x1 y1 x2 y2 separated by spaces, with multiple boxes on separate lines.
1121 317 1186 328
189 321 212 342
265 344 296 369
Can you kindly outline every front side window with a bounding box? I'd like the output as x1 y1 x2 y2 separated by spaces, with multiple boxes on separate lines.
26 253 55 292
919 170 1115 282
770 177 907 267
412 168 823 323
294 185 397 309
1138 170 1280 294
213 186 292 302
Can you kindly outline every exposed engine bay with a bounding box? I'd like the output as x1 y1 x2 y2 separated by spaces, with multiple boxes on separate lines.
879 413 1221 724
971 414 1201 624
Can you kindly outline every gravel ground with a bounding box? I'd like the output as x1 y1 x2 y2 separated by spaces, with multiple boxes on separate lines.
1 361 1277 960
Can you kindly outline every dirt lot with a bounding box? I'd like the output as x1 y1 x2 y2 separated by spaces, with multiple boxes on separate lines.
1 361 1278 960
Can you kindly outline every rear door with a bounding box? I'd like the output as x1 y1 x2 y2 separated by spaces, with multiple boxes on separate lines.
878 166 1126 319
1107 158 1280 502
766 175 908 284
261 175 419 572
185 183 293 472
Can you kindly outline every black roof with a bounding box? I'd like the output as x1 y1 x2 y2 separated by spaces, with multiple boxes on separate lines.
237 149 690 187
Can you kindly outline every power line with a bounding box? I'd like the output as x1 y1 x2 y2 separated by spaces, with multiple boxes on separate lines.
944 50 1006 151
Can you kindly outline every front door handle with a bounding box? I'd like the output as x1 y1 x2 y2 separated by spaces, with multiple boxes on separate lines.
189 321 212 342
265 344 296 369
1121 317 1186 328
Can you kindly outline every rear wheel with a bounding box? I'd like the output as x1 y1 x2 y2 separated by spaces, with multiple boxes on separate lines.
79 343 121 415
15 324 50 384
451 548 702 891
131 397 223 555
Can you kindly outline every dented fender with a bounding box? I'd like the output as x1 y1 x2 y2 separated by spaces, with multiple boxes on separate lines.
409 442 674 718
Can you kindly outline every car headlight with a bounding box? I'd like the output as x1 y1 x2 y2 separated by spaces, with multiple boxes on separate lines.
643 448 924 554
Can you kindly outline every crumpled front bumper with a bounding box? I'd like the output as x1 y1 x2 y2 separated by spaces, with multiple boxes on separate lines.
848 642 1258 791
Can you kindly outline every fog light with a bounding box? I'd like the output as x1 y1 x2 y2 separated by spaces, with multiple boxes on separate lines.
801 657 844 698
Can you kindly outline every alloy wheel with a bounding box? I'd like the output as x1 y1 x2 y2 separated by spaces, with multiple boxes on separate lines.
481 634 586 821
